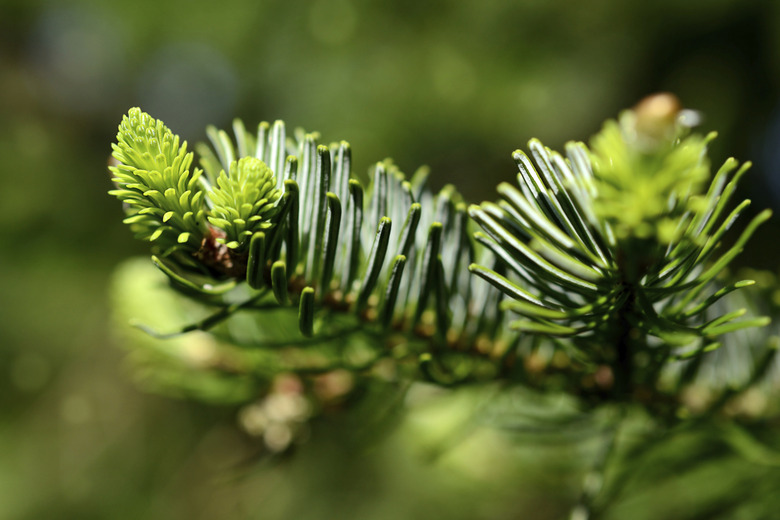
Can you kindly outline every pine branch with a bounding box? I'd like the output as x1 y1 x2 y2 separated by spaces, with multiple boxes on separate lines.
110 96 773 409
111 108 518 390
107 96 780 520
468 94 772 401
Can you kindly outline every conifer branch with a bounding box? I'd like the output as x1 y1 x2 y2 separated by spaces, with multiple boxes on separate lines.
110 95 773 409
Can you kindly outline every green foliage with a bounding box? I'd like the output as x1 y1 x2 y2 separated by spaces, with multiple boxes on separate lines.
589 98 710 243
109 99 776 401
109 108 209 264
468 94 772 401
207 156 281 252
108 97 780 519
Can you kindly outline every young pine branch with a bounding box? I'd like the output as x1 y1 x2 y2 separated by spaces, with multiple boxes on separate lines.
109 94 773 410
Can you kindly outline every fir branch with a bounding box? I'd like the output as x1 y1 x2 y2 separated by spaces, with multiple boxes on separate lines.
107 96 780 520
110 95 772 405
469 93 771 400
112 108 517 388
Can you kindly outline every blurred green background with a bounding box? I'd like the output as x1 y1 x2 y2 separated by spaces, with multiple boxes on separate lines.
3 0 780 518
